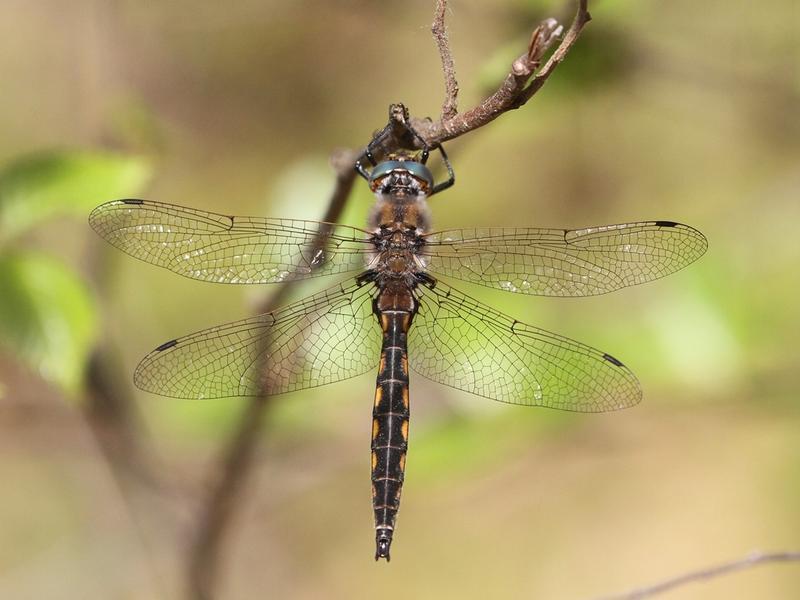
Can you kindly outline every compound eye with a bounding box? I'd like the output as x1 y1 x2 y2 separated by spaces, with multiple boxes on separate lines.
368 161 402 185
402 162 434 190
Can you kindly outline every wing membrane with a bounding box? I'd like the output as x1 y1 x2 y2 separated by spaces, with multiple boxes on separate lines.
89 200 373 284
134 280 380 398
409 280 641 412
422 221 707 296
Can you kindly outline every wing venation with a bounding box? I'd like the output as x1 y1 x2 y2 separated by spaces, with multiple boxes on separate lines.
90 200 373 284
423 221 707 296
134 279 380 398
409 280 641 412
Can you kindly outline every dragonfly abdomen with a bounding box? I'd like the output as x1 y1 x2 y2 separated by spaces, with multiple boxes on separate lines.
371 308 412 562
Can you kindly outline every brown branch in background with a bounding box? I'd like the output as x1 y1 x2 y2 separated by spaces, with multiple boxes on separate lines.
187 396 266 600
186 154 358 600
186 2 589 598
598 551 800 600
319 148 361 227
85 349 155 486
432 0 459 119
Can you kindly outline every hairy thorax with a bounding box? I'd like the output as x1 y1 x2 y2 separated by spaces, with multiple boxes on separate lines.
367 189 431 285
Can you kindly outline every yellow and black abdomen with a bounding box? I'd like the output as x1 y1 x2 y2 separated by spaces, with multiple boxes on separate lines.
371 308 412 561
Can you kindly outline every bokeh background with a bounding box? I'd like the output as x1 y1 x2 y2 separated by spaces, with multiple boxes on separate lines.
1 1 798 599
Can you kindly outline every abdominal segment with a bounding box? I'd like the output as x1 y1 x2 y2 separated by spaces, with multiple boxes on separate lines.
371 309 412 561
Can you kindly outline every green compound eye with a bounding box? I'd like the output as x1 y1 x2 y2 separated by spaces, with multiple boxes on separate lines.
368 160 434 189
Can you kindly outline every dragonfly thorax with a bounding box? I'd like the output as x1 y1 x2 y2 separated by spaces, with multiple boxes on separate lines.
368 226 427 280
368 164 432 236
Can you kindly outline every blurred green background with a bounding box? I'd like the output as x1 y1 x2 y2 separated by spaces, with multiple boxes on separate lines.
1 0 798 599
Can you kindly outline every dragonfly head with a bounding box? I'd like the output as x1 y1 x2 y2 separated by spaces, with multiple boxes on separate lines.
369 158 434 196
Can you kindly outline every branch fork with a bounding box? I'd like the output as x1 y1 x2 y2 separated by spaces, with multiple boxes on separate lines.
513 18 564 77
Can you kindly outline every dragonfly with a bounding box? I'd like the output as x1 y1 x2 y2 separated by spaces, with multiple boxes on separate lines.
89 117 707 561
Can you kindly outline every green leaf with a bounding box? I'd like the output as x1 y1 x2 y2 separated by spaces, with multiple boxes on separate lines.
0 151 152 242
0 252 96 395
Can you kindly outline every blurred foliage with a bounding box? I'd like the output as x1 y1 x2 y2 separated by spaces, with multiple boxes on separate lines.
0 151 151 395
0 252 95 395
0 152 150 243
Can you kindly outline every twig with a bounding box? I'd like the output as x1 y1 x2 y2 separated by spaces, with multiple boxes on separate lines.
598 551 800 600
432 0 459 119
185 2 591 598
185 154 358 600
85 348 155 486
414 0 589 144
186 395 267 600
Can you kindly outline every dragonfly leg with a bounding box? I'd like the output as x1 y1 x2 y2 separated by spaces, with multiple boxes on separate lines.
354 146 378 181
430 143 455 195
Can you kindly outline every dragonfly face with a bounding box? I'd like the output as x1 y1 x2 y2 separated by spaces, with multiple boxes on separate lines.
89 128 707 562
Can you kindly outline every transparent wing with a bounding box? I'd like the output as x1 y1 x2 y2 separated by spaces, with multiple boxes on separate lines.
134 280 380 398
422 221 707 296
409 280 641 412
89 200 373 284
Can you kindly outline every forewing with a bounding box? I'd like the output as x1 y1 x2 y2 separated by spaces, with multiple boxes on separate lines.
423 221 707 296
134 280 380 398
89 200 372 284
408 281 641 412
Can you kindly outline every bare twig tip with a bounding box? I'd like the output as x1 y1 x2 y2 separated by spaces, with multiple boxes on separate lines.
432 0 459 120
511 18 564 77
599 550 800 600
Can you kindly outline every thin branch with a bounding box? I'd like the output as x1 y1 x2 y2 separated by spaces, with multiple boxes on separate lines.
598 551 800 600
432 0 459 119
185 154 358 600
415 0 589 144
186 396 267 600
84 348 158 486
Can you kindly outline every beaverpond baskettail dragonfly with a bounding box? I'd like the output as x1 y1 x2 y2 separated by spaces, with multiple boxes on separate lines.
89 114 707 561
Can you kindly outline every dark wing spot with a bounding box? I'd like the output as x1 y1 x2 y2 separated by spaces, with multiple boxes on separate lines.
654 220 678 227
154 339 179 352
122 199 144 205
602 353 625 367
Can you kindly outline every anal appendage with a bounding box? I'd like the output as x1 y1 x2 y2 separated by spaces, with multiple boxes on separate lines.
375 528 393 561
